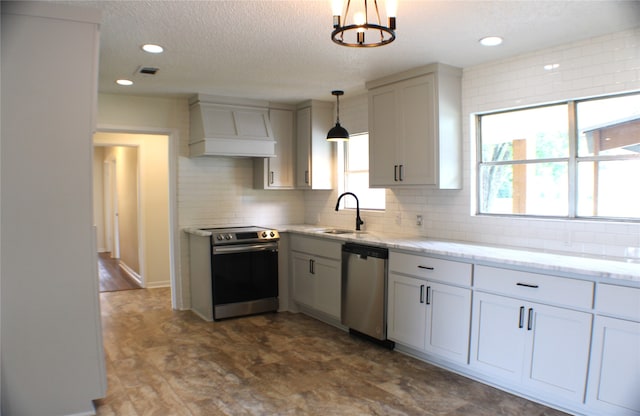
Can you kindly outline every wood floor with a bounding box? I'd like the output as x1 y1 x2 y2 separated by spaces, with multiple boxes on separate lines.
98 252 141 292
95 288 568 416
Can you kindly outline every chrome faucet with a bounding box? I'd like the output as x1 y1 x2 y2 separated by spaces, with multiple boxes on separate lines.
335 192 364 231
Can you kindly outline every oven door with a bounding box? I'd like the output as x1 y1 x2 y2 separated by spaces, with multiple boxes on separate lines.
211 242 278 307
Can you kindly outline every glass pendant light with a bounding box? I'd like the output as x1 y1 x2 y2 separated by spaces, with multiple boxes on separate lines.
327 90 349 141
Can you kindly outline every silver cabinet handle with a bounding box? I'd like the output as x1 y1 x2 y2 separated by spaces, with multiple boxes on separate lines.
418 265 434 270
399 164 404 181
426 286 431 305
394 165 398 181
304 170 309 184
527 308 534 331
419 285 425 303
270 171 275 184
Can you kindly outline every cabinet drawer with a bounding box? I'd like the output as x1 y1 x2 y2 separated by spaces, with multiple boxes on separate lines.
597 284 640 321
290 235 341 260
474 265 593 309
389 251 472 286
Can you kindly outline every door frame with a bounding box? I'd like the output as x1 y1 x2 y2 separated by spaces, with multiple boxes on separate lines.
103 159 120 258
94 124 181 309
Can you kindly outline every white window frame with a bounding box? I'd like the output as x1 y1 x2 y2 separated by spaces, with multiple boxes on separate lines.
476 91 640 222
337 132 385 211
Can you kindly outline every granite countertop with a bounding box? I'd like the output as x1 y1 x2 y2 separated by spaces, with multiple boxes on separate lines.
184 225 640 286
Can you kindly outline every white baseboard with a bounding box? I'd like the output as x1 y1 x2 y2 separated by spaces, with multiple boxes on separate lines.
118 262 142 285
146 281 171 289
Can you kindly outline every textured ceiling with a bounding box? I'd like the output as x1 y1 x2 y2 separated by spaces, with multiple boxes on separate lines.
56 0 640 103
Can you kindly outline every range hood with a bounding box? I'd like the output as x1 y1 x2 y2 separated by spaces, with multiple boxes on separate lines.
189 94 276 157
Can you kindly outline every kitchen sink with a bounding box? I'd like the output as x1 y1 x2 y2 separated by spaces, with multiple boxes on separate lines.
323 229 354 234
320 228 367 235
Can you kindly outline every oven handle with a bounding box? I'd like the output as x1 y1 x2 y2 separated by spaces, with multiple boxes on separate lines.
213 242 279 255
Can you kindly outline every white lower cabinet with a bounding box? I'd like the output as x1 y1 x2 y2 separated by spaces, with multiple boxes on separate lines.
470 291 593 403
387 271 472 364
586 284 640 416
290 235 341 320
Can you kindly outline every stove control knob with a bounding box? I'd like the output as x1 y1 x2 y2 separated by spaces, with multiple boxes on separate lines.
216 235 223 241
225 234 232 240
261 232 268 238
270 232 275 237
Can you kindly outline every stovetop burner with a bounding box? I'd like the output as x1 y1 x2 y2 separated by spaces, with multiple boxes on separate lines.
200 226 279 245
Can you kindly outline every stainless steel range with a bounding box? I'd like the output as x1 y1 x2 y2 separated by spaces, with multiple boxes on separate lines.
189 226 279 321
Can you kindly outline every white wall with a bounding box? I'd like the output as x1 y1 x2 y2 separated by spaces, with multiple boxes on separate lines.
93 147 106 251
305 28 640 260
1 3 106 414
104 145 141 274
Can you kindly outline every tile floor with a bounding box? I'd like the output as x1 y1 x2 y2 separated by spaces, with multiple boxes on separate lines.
95 288 568 416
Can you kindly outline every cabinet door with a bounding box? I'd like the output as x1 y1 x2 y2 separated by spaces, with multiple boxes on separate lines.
524 303 592 402
295 107 312 188
291 252 314 307
368 86 398 187
470 292 527 382
313 257 341 319
268 108 294 188
425 282 471 364
587 316 640 416
387 273 427 350
397 74 436 185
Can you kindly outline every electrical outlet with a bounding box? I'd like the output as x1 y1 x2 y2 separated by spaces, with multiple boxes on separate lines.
416 215 423 226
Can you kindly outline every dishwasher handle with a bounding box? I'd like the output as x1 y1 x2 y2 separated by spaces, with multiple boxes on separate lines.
342 243 388 259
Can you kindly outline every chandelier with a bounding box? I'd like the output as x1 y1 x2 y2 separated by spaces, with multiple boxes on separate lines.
331 0 397 47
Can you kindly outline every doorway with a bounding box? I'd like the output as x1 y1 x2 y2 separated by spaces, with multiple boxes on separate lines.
93 133 171 294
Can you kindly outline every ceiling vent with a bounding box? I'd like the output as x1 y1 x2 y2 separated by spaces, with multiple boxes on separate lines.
135 66 159 76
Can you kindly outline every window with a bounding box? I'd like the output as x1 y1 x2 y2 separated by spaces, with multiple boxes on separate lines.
339 133 385 210
477 92 640 220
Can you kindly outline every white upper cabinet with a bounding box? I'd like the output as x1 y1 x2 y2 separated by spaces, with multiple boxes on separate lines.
254 106 295 189
296 101 335 190
367 63 462 189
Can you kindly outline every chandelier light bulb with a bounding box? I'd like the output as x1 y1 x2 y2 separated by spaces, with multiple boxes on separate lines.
386 0 397 17
332 0 344 16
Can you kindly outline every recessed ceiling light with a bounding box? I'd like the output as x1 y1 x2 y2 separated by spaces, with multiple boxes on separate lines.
115 79 134 86
142 44 164 54
479 36 503 47
544 63 560 71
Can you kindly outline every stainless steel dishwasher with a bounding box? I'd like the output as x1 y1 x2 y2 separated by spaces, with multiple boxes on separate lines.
341 243 394 348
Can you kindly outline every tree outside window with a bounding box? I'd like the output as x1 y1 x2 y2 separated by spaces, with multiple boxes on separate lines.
477 92 640 220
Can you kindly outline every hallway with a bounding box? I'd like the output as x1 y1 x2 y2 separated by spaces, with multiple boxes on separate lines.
98 252 141 292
